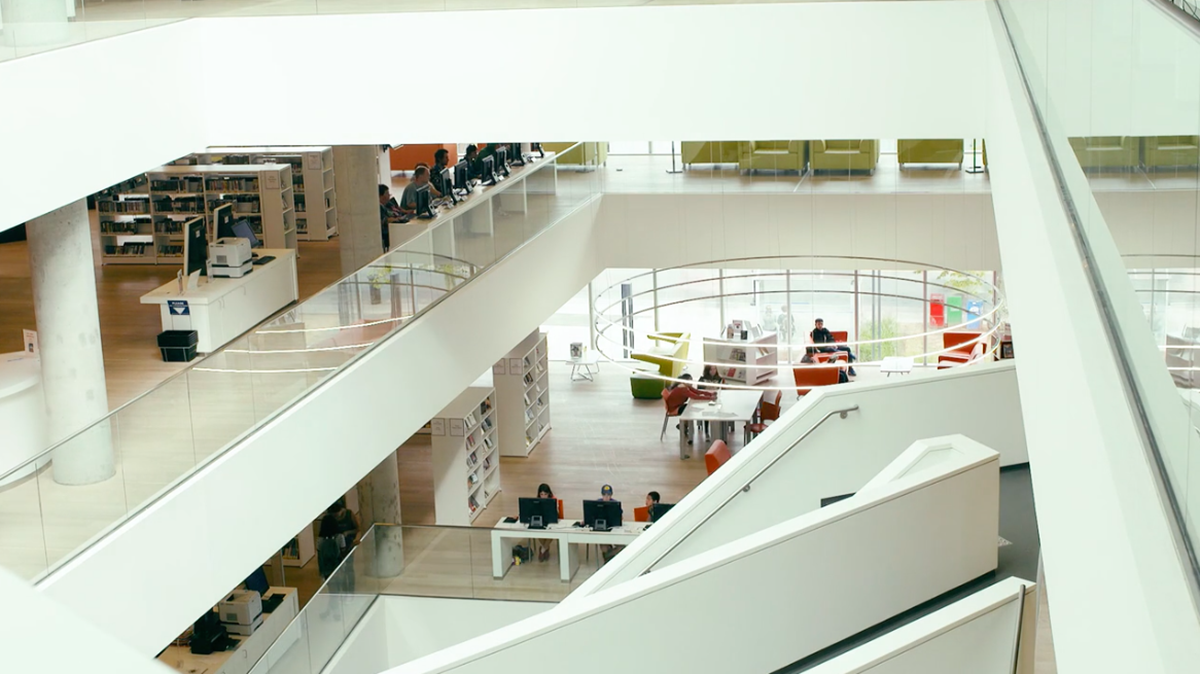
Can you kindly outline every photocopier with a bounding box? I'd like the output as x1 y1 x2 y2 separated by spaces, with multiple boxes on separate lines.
208 237 253 278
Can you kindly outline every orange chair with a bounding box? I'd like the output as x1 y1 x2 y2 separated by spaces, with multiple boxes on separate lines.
660 387 686 440
634 506 650 522
792 363 840 398
938 331 985 368
705 440 732 476
389 144 457 172
744 390 783 444
939 341 986 369
557 499 564 519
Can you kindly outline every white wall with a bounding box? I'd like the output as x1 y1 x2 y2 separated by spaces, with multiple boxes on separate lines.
0 566 172 674
983 5 1200 673
0 1 991 233
572 361 1025 599
805 578 1037 674
35 201 605 656
598 192 1001 273
385 440 999 674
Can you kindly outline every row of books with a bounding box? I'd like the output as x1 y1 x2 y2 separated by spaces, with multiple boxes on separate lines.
158 244 183 257
103 243 151 256
206 178 261 192
155 220 185 234
99 221 146 233
98 199 150 214
150 177 204 193
151 199 202 214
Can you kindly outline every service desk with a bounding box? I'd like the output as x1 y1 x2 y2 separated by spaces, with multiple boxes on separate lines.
492 520 649 582
0 353 47 484
157 587 298 674
140 250 299 354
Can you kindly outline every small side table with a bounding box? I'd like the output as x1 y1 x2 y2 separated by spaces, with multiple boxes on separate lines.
569 353 600 381
880 356 914 377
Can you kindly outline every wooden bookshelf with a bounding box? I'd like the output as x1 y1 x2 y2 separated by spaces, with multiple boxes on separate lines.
431 380 500 525
202 147 338 241
496 331 551 458
146 164 298 251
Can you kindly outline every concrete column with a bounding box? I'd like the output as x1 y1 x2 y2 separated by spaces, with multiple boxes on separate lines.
27 199 114 485
0 0 71 48
333 145 385 276
356 450 403 578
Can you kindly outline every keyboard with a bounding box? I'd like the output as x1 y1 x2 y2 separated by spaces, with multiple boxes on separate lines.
252 256 275 265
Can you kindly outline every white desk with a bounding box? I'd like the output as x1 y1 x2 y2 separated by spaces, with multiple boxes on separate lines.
568 353 600 381
678 389 764 458
881 356 915 376
0 353 47 484
157 587 298 674
491 519 650 582
140 249 299 353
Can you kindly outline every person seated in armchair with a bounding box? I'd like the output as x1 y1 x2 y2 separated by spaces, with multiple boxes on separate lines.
810 318 857 377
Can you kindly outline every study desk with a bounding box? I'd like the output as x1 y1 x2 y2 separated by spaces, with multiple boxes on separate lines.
157 587 298 674
388 152 559 255
492 520 650 582
678 389 764 458
140 250 299 353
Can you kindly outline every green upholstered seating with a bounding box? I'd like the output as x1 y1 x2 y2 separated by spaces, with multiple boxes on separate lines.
897 139 964 168
737 141 808 173
630 362 665 399
810 140 880 173
682 141 740 167
1068 137 1139 170
543 142 607 167
631 332 690 379
1143 136 1200 168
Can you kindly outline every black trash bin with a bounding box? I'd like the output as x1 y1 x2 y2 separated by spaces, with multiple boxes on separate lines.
157 330 198 362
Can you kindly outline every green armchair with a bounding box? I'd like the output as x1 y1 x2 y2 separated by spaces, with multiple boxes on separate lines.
682 141 740 167
897 139 964 168
543 142 607 167
1068 136 1139 170
1143 136 1200 168
631 332 690 378
737 141 808 173
810 140 880 174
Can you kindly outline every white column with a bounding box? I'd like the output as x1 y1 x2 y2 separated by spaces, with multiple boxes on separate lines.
333 145 385 276
0 0 71 47
27 199 115 486
356 450 403 578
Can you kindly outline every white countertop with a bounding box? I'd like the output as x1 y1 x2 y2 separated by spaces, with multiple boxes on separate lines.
0 352 39 398
140 249 296 306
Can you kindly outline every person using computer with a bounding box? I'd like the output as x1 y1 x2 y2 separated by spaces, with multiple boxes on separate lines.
598 484 624 562
379 184 406 251
413 162 444 199
535 483 556 562
464 144 482 180
399 167 432 216
646 491 661 514
430 149 452 197
810 318 857 376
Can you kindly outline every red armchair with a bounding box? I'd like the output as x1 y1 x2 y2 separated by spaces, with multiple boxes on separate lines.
938 331 986 368
793 363 840 398
705 440 732 476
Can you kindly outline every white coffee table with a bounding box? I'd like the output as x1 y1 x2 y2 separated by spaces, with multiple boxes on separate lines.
568 353 600 381
881 356 915 376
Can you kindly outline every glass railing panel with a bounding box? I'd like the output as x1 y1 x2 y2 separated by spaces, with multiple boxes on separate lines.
1 151 588 582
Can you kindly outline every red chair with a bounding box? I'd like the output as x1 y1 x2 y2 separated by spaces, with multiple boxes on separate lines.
660 387 686 440
939 341 986 369
793 363 840 398
744 390 783 444
938 331 985 369
634 506 650 522
705 440 732 476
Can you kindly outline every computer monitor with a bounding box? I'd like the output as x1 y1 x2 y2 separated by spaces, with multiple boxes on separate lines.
212 203 234 240
244 567 270 596
518 497 559 530
532 142 544 158
453 160 471 193
415 183 435 219
182 216 208 289
495 145 510 176
231 219 261 248
508 142 526 166
582 499 622 531
437 167 457 204
649 503 675 522
480 155 496 186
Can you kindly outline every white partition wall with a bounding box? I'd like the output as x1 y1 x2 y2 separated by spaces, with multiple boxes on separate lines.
572 362 1024 600
384 435 1000 674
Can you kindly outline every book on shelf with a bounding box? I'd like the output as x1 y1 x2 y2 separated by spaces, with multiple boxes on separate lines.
523 355 532 370
731 348 747 363
523 372 534 386
99 221 144 234
466 434 476 448
523 391 532 407
468 472 479 486
468 496 479 513
465 412 477 427
482 456 492 471
524 409 534 423
480 398 492 414
482 417 492 431
206 177 260 192
467 451 479 466
104 242 150 256
157 244 183 257
484 436 495 450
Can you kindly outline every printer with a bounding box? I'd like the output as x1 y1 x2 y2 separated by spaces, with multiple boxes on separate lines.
219 589 264 636
208 237 253 278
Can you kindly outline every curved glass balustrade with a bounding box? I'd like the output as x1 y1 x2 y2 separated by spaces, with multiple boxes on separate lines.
0 148 599 581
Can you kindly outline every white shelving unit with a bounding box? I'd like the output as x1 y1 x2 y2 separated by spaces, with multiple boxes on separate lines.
146 163 298 251
202 147 338 241
703 332 779 384
431 380 500 525
495 331 551 458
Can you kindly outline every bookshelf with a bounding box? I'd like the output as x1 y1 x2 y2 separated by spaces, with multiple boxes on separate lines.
202 147 338 241
702 332 779 385
146 164 298 250
96 175 158 265
496 331 551 458
431 382 500 525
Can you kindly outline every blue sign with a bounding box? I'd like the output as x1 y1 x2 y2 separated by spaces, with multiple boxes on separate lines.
168 300 190 316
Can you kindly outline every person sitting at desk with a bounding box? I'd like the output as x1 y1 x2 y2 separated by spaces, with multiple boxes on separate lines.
535 483 556 563
811 318 857 377
666 373 716 449
413 162 443 199
464 144 482 181
698 365 724 389
379 184 406 251
399 167 432 216
646 491 661 520
430 149 452 196
598 484 624 562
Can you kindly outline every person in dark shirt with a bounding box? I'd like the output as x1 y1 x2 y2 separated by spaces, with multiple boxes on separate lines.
810 318 856 376
379 184 405 251
429 149 452 197
464 144 482 180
